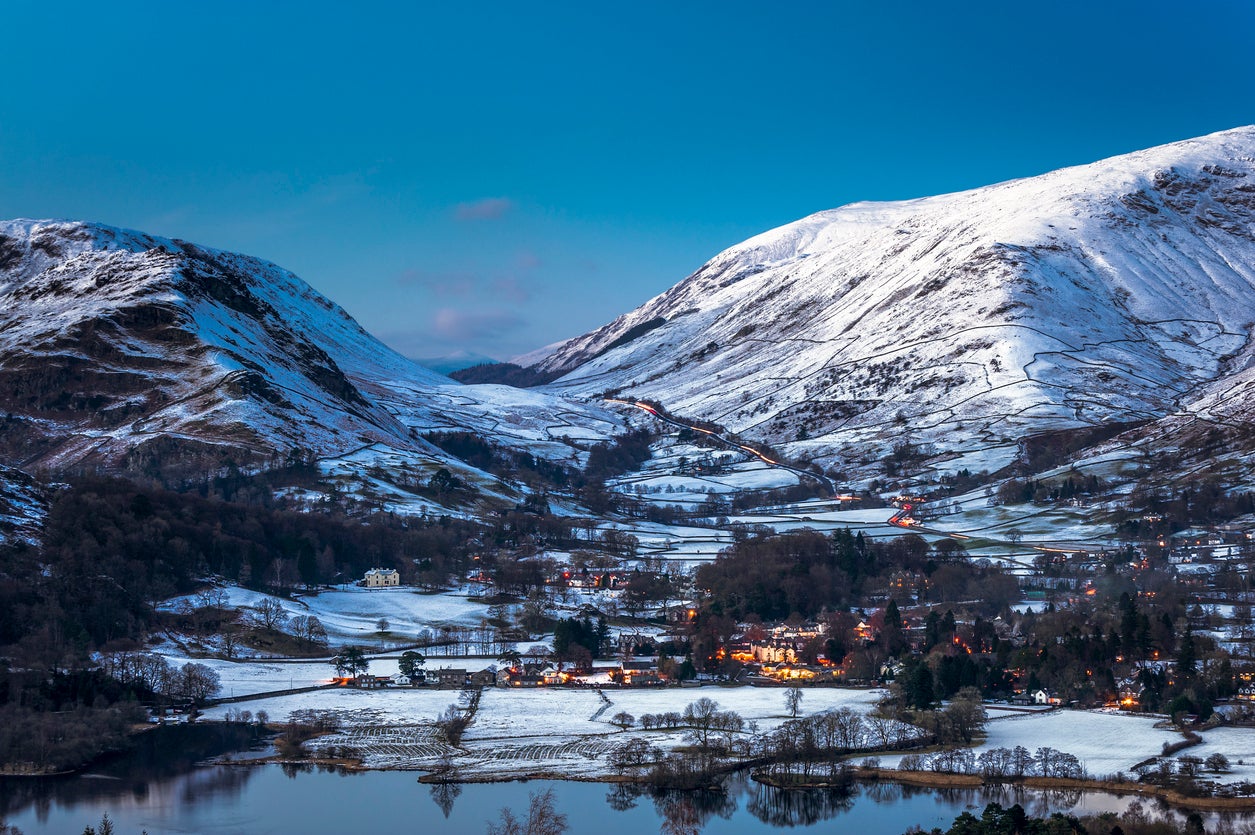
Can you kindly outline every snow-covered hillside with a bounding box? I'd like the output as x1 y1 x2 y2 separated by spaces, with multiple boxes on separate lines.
531 126 1255 478
0 220 621 481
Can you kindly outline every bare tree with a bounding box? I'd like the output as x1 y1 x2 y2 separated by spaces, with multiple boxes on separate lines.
785 686 804 718
253 598 289 631
291 615 328 647
831 706 863 748
1206 752 1231 773
682 697 721 750
176 662 221 704
198 586 229 609
1009 745 1034 777
865 715 897 748
942 687 986 743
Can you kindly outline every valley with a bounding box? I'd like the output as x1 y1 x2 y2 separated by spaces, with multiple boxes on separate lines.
5 129 1255 835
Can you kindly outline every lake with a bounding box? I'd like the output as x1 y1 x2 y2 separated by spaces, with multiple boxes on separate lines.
0 729 1230 834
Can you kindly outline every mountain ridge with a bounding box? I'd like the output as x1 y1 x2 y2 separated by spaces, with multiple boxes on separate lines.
0 219 621 484
524 126 1255 482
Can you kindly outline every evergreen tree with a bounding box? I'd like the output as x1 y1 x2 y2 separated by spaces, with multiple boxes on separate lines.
1178 626 1197 679
905 661 934 709
881 599 906 656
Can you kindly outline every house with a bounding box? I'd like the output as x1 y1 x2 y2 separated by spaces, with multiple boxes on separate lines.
625 670 665 687
620 660 666 686
468 669 496 688
1032 689 1062 706
434 668 468 689
499 670 545 687
364 568 401 588
752 640 799 665
353 674 391 689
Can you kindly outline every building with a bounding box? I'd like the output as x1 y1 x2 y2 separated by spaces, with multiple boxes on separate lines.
435 668 468 689
364 568 400 588
352 674 390 689
468 669 497 688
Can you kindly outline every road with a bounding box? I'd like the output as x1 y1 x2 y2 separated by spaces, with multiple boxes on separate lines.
605 399 1006 550
604 398 847 497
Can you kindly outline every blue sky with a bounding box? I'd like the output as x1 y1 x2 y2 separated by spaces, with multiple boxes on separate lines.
2 1 1253 363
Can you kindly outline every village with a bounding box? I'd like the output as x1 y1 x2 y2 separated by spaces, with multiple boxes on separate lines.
174 513 1255 717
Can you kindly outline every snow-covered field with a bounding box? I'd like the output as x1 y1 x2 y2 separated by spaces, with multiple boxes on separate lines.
609 439 801 509
161 585 492 646
468 685 884 740
1177 726 1255 785
974 710 1176 778
282 683 891 776
171 656 340 698
202 685 460 725
873 710 1178 779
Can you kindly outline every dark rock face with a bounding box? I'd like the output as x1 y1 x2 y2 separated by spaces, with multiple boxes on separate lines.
0 220 419 477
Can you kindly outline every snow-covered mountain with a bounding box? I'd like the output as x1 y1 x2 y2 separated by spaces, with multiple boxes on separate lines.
530 126 1255 479
0 220 620 480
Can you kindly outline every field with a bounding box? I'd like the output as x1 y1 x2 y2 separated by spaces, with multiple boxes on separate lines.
161 584 493 647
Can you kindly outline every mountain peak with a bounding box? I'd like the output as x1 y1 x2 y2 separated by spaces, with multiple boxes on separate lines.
525 127 1255 482
0 219 447 474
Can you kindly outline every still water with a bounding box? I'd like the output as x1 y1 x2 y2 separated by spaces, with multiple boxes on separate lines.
0 729 1223 834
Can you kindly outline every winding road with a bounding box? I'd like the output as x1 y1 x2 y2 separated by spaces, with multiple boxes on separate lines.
604 397 846 497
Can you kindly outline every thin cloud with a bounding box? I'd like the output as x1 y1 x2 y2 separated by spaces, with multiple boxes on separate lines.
432 307 525 341
454 197 515 221
395 268 477 296
490 276 530 303
513 249 542 270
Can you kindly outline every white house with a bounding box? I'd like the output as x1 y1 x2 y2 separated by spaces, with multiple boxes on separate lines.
364 568 400 588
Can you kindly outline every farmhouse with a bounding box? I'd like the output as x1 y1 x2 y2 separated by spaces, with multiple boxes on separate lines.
363 568 400 588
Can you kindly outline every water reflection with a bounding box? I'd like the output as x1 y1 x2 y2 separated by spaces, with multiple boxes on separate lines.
7 744 1249 835
605 782 641 812
0 724 262 823
429 780 462 818
745 781 855 827
652 785 737 833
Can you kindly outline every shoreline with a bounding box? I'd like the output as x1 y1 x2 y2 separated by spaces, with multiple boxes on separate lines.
751 766 1255 812
27 719 1255 814
246 749 1255 811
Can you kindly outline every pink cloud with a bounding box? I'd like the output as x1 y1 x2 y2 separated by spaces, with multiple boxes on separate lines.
453 197 515 221
432 307 524 341
490 276 530 303
513 249 542 270
395 269 477 296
